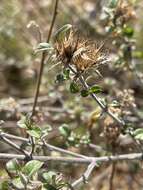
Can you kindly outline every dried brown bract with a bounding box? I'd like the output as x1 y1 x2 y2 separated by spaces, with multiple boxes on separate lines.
55 26 107 73
103 107 122 144
103 118 121 144
113 0 136 25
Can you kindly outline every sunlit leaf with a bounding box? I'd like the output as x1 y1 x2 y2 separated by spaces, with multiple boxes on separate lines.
42 125 52 133
27 126 42 138
134 128 143 140
133 51 143 59
109 0 118 8
59 124 71 137
6 159 21 175
135 134 143 140
23 160 43 178
17 116 27 129
43 171 57 184
12 177 24 189
122 26 134 38
89 85 102 94
54 24 72 41
34 43 54 53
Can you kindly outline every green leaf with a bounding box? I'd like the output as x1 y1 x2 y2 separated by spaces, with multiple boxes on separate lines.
0 181 9 190
59 124 71 137
109 0 118 8
89 85 102 94
122 26 134 38
12 177 25 189
41 125 52 139
23 160 43 178
63 69 70 80
54 24 72 41
80 89 89 97
133 51 143 59
17 116 27 129
134 128 143 136
27 126 42 138
35 43 54 53
42 125 52 133
43 171 57 184
44 184 57 190
70 82 79 93
134 128 143 140
135 134 143 140
6 159 21 175
55 74 65 83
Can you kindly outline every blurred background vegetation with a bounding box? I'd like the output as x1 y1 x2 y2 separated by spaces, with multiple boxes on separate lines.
0 0 143 189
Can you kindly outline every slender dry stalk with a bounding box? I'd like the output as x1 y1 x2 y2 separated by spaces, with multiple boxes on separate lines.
0 134 29 157
0 132 88 159
68 65 125 127
31 0 59 117
109 163 116 190
29 0 59 158
71 161 97 188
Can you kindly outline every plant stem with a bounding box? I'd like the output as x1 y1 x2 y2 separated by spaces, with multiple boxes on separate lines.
80 77 125 126
109 162 116 190
68 65 125 127
29 0 59 158
0 152 142 163
72 161 97 188
0 134 29 157
31 0 59 117
0 132 88 159
43 140 88 159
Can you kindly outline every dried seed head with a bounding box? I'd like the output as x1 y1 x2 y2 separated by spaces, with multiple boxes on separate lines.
103 107 121 144
114 0 136 24
103 119 121 144
55 26 107 72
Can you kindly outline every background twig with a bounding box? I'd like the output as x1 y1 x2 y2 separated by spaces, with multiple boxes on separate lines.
0 152 143 164
72 161 97 188
109 162 116 190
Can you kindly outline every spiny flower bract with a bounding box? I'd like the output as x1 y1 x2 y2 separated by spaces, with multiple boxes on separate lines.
55 26 107 72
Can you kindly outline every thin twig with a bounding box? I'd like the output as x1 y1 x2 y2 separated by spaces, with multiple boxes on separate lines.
0 134 29 157
68 65 125 127
0 132 87 159
43 140 88 159
72 161 97 188
109 162 116 190
31 0 59 116
0 152 143 164
89 143 108 153
0 132 28 142
18 95 50 105
30 0 59 158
